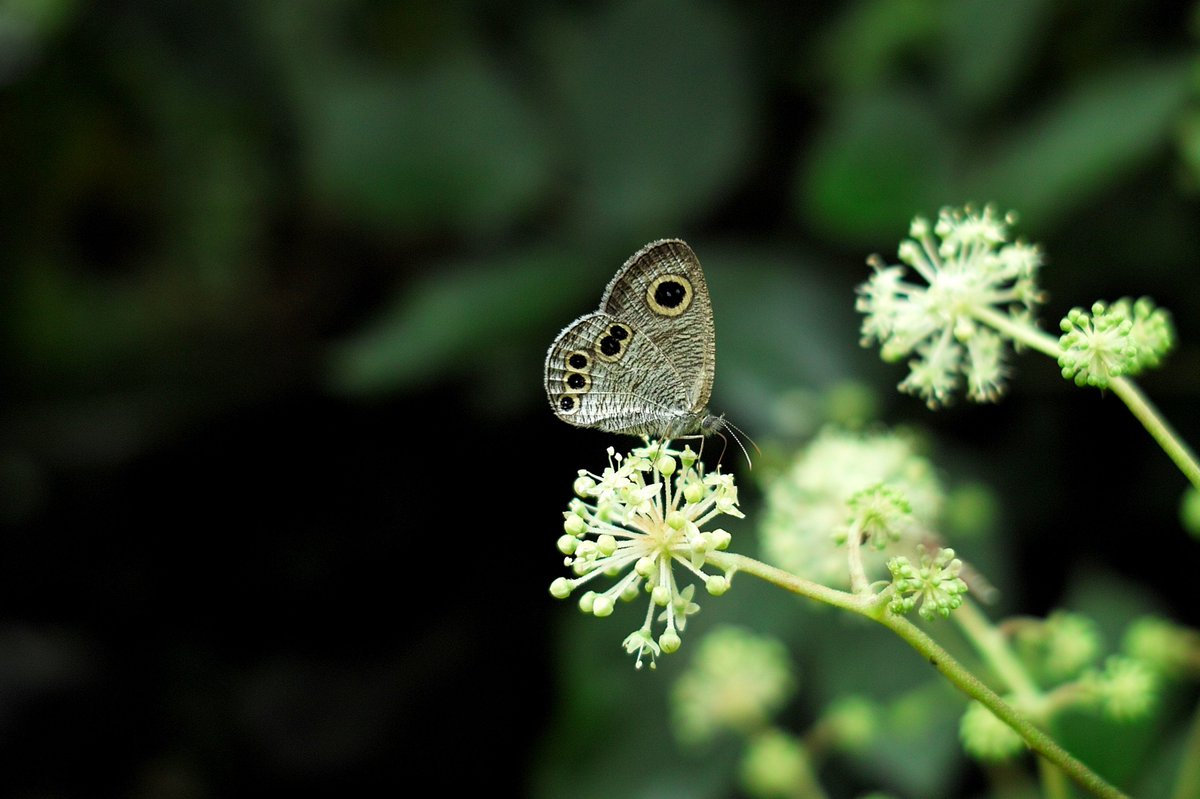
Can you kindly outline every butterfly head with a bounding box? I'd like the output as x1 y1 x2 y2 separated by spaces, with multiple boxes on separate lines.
698 413 726 437
652 410 722 440
702 413 758 469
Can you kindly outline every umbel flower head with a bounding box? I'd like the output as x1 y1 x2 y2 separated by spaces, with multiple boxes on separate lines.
550 442 741 669
671 626 794 744
960 700 1025 762
1080 656 1158 722
1013 611 1101 683
857 205 1044 408
1058 297 1175 389
761 427 945 587
887 546 969 621
1122 615 1200 678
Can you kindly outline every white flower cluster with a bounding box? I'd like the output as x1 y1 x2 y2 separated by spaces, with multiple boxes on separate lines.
550 443 742 669
857 206 1044 408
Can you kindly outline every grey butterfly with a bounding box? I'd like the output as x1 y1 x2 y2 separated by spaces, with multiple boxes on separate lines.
544 239 726 441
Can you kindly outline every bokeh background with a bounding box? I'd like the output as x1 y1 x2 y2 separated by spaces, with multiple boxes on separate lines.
2 0 1199 796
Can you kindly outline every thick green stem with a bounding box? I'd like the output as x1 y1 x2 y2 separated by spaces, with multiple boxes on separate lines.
971 305 1200 492
1108 377 1200 492
955 600 1040 698
971 305 1061 358
709 552 1129 799
956 600 1072 798
707 551 867 613
878 612 1126 799
1039 759 1073 799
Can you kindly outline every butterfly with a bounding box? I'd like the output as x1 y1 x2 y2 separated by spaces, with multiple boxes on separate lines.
543 239 728 442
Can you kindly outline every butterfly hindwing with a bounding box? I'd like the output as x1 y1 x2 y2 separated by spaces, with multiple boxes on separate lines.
544 311 692 434
599 239 715 413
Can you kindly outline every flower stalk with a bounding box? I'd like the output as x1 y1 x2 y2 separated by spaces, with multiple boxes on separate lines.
858 206 1200 492
706 551 1129 799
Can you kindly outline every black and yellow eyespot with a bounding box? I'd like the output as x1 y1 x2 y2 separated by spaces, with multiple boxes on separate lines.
645 273 693 317
566 350 590 371
564 371 591 393
595 322 633 362
557 394 581 415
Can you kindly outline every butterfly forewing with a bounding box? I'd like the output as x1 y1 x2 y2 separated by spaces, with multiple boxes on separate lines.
599 239 715 412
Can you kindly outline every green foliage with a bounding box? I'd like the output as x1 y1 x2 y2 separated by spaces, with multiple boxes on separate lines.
327 246 590 395
803 1 1193 242
538 0 755 238
966 60 1193 223
303 57 553 235
801 89 955 242
4 1 1200 797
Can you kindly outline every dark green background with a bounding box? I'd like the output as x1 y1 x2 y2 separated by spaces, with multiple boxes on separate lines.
2 1 1198 796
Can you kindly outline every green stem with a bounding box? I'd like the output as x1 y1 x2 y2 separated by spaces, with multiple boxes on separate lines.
1108 377 1200 492
971 305 1200 492
844 521 869 595
707 551 866 613
710 552 1129 799
956 601 1072 799
971 305 1061 358
878 613 1125 799
1039 758 1073 799
955 600 1040 698
1172 700 1200 799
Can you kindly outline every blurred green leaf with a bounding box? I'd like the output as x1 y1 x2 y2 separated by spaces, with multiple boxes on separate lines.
1177 101 1200 188
869 681 965 796
11 263 150 372
817 0 941 92
1061 568 1161 661
940 0 1050 113
702 243 863 431
297 54 552 234
0 0 75 28
1054 709 1158 791
794 614 964 797
327 246 592 395
799 88 955 243
1047 569 1166 788
541 0 755 237
533 602 741 799
1125 705 1199 799
1171 52 1200 188
119 59 274 294
966 59 1193 224
0 0 77 81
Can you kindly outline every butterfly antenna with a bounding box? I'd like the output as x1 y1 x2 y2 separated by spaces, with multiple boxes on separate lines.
719 418 758 470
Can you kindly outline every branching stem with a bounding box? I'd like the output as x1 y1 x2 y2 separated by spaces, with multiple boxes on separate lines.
707 551 1129 799
970 305 1200 492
